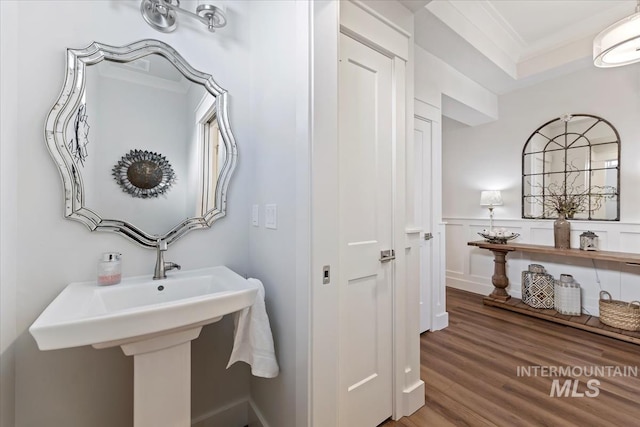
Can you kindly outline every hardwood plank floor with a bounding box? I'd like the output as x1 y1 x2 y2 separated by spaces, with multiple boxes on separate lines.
381 288 640 427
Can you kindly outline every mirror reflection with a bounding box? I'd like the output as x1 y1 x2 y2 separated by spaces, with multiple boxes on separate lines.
522 114 619 220
46 40 237 248
75 55 225 235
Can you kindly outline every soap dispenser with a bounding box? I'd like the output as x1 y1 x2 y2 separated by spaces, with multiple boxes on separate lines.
97 252 122 286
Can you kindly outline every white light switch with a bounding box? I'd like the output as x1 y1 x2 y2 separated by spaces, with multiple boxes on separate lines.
252 204 259 227
265 204 277 229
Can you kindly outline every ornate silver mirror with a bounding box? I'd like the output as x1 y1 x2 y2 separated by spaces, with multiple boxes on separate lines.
45 39 237 248
522 114 620 221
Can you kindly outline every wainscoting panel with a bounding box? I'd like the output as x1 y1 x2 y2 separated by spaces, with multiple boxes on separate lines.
529 226 553 245
619 230 640 253
445 218 640 317
468 249 494 279
445 223 464 274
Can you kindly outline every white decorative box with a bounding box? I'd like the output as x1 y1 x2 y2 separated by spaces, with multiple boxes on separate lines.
554 274 581 316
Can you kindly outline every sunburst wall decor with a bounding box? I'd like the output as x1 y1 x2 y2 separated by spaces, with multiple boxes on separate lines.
112 149 176 198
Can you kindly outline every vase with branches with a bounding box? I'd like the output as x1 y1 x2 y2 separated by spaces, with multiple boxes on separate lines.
527 169 616 220
526 169 616 248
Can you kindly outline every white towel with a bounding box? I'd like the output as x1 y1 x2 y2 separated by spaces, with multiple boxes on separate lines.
226 278 279 378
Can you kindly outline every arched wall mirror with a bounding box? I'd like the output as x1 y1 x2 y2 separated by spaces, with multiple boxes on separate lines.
45 39 237 248
522 114 620 221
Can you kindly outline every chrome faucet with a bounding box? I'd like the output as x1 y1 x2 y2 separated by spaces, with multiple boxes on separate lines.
153 240 181 280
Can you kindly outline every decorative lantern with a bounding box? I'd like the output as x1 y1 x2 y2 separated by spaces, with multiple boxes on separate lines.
579 231 598 251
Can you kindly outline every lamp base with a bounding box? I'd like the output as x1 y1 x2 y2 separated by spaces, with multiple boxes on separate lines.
488 206 494 232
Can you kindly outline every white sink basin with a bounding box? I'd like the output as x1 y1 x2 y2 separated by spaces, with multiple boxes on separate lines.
30 266 258 351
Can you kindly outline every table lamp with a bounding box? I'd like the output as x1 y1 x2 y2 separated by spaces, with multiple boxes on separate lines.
480 190 503 232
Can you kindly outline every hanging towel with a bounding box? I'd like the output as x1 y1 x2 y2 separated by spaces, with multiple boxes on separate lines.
226 278 279 378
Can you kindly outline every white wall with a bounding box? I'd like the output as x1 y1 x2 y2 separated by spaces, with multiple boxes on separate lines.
246 1 309 426
443 65 640 221
1 1 19 425
443 63 640 316
415 45 498 126
2 1 255 426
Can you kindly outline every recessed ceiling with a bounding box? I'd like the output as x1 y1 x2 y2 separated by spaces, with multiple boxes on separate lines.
411 0 638 94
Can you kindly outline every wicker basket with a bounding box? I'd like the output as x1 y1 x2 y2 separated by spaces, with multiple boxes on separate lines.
599 291 640 331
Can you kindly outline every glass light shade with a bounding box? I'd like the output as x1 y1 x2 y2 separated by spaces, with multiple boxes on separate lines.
594 11 640 67
480 190 503 207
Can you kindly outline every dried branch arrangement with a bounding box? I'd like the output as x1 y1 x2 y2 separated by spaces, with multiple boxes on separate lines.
527 168 616 219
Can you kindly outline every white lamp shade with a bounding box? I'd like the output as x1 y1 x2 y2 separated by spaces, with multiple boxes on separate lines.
480 190 503 207
594 11 640 67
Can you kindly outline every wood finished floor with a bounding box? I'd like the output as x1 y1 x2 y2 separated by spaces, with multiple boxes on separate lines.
381 288 640 427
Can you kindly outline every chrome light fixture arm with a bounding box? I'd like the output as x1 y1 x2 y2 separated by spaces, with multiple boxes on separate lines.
141 0 227 33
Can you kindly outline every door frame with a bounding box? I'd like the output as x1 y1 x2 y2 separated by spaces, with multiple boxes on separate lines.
412 113 433 333
415 99 449 332
311 1 424 425
414 99 449 333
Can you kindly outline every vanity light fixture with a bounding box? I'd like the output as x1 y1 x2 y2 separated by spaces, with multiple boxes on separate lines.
593 0 640 67
480 190 503 232
141 0 227 33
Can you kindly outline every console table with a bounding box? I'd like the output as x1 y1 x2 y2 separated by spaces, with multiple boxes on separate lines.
467 241 640 345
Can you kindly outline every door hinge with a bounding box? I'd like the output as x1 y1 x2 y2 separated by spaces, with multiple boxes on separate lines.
424 232 433 241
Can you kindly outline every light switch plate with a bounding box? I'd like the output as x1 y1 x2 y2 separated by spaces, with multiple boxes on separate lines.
265 204 277 229
252 205 259 227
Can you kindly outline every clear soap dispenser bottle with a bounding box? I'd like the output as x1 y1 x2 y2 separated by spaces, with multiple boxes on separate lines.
97 252 122 286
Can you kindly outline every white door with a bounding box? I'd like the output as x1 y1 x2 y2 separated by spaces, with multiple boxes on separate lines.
415 117 433 333
338 33 394 427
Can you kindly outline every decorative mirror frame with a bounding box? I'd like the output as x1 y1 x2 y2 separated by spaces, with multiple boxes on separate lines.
521 113 620 221
45 39 238 248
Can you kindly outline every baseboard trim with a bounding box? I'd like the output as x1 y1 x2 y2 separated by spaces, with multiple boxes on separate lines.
189 397 271 427
447 276 494 296
402 380 425 416
248 399 270 427
432 311 449 331
191 397 249 427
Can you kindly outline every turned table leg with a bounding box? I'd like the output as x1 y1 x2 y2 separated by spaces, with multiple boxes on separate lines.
489 249 511 301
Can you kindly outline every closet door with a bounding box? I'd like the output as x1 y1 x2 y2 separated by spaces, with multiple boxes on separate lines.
415 116 433 333
338 33 394 427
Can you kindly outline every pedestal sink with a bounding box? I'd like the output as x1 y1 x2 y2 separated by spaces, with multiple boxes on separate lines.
30 266 258 427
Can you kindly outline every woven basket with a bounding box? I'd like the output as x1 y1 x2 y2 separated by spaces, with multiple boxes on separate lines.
599 291 640 331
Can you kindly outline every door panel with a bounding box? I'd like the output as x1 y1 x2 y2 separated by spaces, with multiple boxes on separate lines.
339 33 393 427
415 118 433 333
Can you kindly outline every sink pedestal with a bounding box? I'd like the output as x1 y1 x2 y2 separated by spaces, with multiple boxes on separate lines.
119 327 204 427
29 266 257 427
